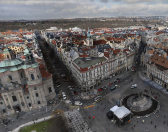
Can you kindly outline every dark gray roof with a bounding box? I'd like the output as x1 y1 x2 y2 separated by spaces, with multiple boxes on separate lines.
73 57 107 68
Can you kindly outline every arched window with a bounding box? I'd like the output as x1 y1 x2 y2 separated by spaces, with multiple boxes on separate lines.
48 87 52 93
7 55 9 59
28 103 31 107
36 93 38 97
31 74 35 80
20 72 23 78
12 96 17 102
8 75 12 81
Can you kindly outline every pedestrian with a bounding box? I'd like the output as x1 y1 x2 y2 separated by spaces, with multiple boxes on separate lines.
34 122 35 124
134 125 135 127
155 125 156 128
164 115 166 118
93 116 95 119
151 121 152 124
89 117 90 119
164 121 165 124
68 112 69 115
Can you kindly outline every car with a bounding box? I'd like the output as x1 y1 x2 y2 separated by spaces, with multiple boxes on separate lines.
94 96 102 102
63 79 67 82
131 84 137 89
68 86 72 89
75 101 82 106
56 81 60 84
61 74 65 77
57 84 61 88
118 80 121 83
69 87 74 90
48 100 54 104
98 88 102 91
74 91 77 95
62 92 66 100
131 69 135 71
114 81 117 83
110 86 116 91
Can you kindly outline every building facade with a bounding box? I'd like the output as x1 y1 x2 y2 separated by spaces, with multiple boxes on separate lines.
0 47 56 117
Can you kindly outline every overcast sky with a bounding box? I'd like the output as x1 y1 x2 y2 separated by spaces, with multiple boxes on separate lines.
1 0 168 20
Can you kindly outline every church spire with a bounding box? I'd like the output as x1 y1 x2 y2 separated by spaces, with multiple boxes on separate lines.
24 46 35 65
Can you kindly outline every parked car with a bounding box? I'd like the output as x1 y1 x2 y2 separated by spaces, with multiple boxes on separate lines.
74 91 77 95
98 88 102 91
110 86 117 91
68 86 72 89
131 69 135 71
131 84 137 89
57 84 61 88
75 101 82 106
48 100 54 104
62 92 66 100
61 74 65 77
69 87 74 90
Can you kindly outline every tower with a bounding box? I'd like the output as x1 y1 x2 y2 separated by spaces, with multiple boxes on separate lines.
24 46 35 65
3 47 16 60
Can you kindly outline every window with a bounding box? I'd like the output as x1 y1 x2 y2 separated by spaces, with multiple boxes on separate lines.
12 96 17 102
3 109 6 113
20 72 23 78
34 87 37 90
36 93 38 97
27 96 29 99
48 87 52 93
31 74 35 80
28 103 31 107
8 75 12 81
0 102 3 105
38 101 41 104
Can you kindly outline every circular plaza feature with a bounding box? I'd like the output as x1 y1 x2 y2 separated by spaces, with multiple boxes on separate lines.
121 92 159 116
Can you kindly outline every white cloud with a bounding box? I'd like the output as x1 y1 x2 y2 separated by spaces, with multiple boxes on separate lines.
0 0 168 19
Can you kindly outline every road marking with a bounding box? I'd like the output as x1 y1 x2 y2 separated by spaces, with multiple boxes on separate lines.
84 105 95 109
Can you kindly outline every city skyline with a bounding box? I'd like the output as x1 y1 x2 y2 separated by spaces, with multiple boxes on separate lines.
1 0 168 20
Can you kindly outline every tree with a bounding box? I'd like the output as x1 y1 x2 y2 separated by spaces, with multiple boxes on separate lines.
47 109 70 132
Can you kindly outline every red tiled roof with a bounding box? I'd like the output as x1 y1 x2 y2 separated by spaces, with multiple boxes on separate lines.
150 54 168 69
81 47 90 51
104 52 110 58
123 49 129 55
93 40 106 45
39 63 52 79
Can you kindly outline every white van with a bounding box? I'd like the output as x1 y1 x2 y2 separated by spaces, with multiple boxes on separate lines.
75 101 82 106
131 84 137 89
62 92 66 99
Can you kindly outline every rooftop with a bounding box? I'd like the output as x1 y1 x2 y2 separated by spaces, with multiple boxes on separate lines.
73 57 107 69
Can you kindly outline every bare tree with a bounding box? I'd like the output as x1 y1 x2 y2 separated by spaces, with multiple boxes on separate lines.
46 116 70 132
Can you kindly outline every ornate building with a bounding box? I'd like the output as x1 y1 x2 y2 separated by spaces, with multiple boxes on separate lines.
0 47 56 117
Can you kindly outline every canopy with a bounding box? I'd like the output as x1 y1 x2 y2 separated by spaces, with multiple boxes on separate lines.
110 105 131 119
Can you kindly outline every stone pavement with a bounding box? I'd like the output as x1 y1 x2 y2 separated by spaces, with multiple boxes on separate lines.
65 109 92 132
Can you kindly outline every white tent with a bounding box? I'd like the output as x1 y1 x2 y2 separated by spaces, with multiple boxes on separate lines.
110 105 131 119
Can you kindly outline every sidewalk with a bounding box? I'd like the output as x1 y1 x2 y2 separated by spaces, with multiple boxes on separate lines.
138 67 168 95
